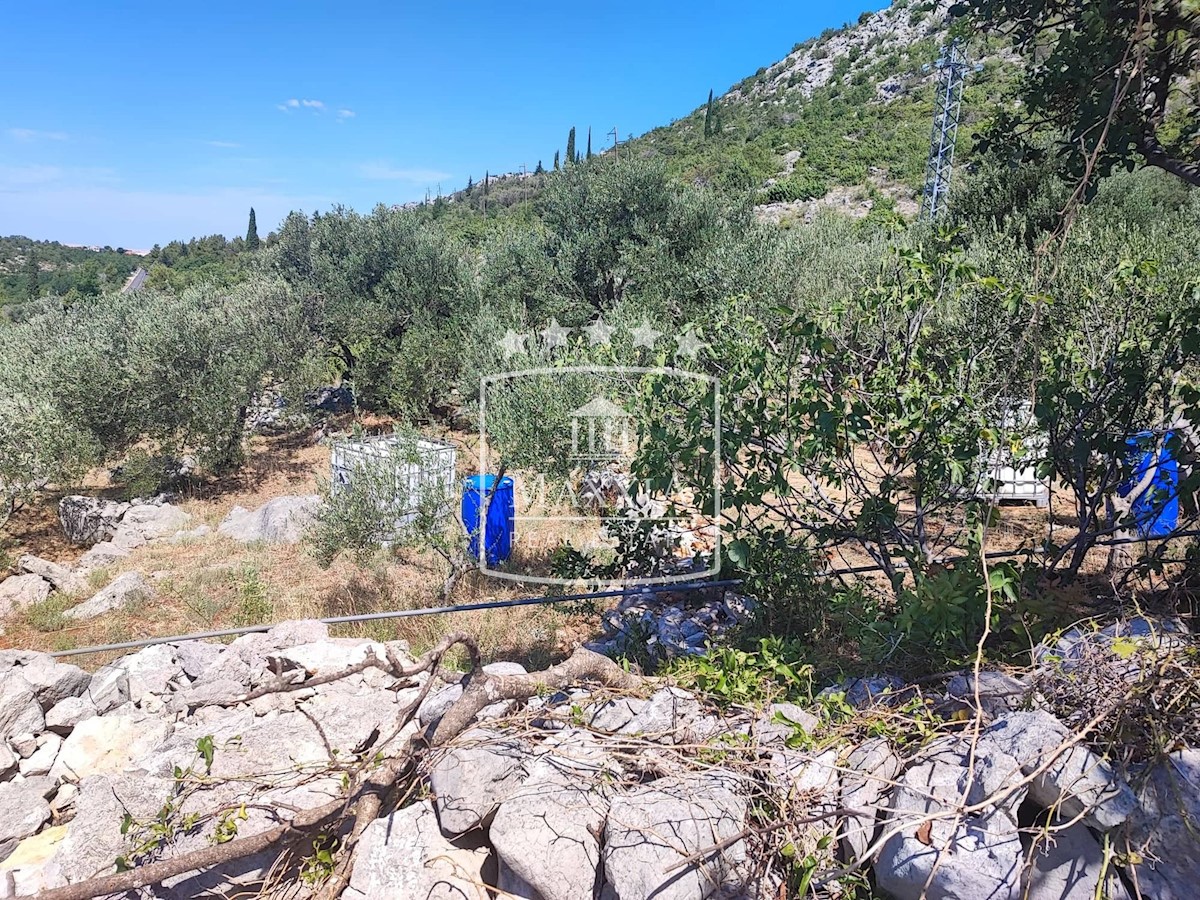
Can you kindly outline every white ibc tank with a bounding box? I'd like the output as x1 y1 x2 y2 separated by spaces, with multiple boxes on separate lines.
975 400 1050 507
330 434 457 536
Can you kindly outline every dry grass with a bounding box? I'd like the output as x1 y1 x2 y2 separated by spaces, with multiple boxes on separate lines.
0 425 1177 674
0 428 610 672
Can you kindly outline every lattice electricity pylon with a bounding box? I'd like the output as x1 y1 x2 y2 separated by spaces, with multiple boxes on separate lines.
920 40 975 222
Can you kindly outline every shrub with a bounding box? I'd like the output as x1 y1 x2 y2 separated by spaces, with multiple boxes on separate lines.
760 173 829 204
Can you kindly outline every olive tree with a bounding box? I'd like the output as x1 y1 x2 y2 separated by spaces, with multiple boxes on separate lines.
268 205 474 413
0 278 318 506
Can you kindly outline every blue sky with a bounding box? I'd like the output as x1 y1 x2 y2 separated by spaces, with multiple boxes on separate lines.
0 0 882 249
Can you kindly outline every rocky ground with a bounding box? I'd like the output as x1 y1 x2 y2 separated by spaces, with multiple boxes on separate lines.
0 608 1190 899
0 494 319 630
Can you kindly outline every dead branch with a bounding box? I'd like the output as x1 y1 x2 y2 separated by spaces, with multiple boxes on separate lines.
431 645 646 745
29 632 477 900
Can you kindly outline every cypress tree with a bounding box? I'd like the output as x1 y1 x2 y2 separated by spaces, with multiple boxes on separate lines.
535 160 545 174
586 128 593 159
23 247 39 300
566 127 576 166
245 208 260 251
704 89 714 138
467 175 474 191
554 150 560 170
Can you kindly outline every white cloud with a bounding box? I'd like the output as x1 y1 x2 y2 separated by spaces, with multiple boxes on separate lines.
205 140 241 148
278 98 329 114
358 162 451 183
336 108 356 119
7 128 68 142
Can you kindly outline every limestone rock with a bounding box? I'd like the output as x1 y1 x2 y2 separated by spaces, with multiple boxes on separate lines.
117 644 183 704
85 665 129 715
14 656 90 710
39 773 172 887
217 495 320 544
120 503 192 541
168 524 211 543
16 556 83 596
1123 748 1200 899
49 714 171 782
1024 816 1130 899
0 824 67 897
603 772 749 900
490 729 617 900
74 540 130 572
768 748 842 868
271 638 390 678
585 696 647 733
986 710 1137 830
875 735 1026 900
430 728 529 835
0 576 50 618
619 687 702 739
18 734 61 778
57 496 128 546
44 696 96 735
417 683 463 727
63 572 153 621
345 800 487 900
170 678 245 713
754 701 820 745
172 640 225 679
947 671 1029 718
265 618 330 647
0 674 44 743
841 738 900 862
0 778 53 862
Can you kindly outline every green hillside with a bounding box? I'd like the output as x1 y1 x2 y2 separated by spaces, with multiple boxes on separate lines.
625 0 1014 206
0 236 139 308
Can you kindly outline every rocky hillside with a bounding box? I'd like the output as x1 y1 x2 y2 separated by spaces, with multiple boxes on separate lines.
442 0 1018 225
0 608 1193 898
624 0 984 198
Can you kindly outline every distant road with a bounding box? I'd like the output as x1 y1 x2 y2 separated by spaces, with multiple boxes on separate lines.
121 267 148 293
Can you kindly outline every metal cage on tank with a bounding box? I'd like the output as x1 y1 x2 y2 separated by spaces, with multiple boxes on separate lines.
973 400 1050 507
329 433 457 540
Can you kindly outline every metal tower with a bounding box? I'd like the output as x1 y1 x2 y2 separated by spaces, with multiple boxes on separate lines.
920 40 974 222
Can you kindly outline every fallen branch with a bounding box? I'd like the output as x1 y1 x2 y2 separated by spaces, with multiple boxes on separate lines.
30 632 473 900
431 645 646 745
30 636 646 900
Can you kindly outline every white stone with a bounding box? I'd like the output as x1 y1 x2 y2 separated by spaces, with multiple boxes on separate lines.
217 496 320 544
17 734 60 778
49 715 171 782
120 504 192 540
346 801 487 900
0 577 50 618
63 572 153 621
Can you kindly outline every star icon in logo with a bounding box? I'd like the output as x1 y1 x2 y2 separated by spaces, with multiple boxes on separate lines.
498 329 528 359
540 318 569 349
630 320 663 350
675 327 707 359
583 317 616 347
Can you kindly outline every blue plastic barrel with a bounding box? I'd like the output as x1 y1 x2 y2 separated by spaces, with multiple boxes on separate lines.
1119 431 1179 538
462 475 515 566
